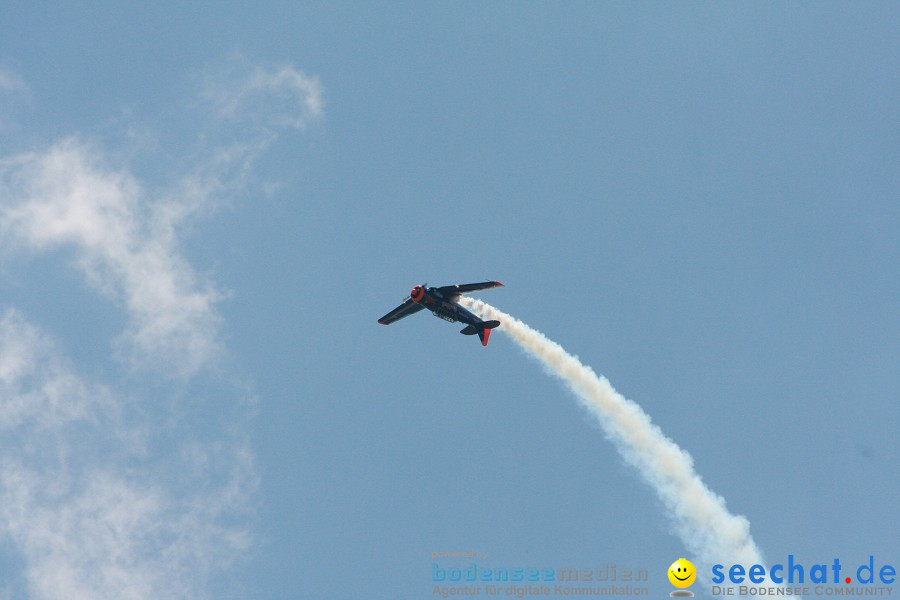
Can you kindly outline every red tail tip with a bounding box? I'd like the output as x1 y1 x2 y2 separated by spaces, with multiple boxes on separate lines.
481 327 492 346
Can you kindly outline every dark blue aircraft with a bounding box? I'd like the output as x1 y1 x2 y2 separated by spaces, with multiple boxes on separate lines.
377 281 504 346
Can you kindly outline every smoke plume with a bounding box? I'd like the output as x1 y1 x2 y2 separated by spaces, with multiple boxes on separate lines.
461 298 768 589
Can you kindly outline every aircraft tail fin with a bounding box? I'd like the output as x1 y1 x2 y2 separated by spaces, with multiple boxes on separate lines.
460 320 501 346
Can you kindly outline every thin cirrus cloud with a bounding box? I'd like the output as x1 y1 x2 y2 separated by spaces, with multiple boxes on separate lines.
0 62 323 376
0 308 110 432
0 61 320 598
1 139 224 376
0 309 254 600
0 68 28 95
0 68 29 133
203 59 324 131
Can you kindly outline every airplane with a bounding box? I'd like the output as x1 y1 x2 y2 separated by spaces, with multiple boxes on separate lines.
377 281 504 346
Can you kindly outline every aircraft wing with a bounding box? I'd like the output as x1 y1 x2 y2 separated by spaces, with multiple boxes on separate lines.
437 280 504 297
377 298 425 325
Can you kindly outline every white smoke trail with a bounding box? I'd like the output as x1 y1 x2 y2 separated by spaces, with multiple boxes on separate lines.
461 298 768 589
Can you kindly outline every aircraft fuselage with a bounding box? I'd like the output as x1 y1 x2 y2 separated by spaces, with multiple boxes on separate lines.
378 280 503 346
414 286 481 326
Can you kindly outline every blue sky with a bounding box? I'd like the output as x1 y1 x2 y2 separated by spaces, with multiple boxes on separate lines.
0 3 897 599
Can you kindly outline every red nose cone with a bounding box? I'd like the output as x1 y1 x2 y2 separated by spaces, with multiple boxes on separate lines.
410 286 425 302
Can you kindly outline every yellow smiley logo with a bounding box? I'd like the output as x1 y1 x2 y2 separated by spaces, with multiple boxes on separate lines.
668 558 697 588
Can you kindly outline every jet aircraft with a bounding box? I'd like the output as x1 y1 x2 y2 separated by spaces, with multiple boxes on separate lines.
377 281 504 346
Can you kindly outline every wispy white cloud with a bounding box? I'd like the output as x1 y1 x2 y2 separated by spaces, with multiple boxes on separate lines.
202 58 324 131
0 309 108 431
0 310 253 600
0 466 251 600
0 60 323 377
0 56 318 599
0 68 28 95
0 139 223 376
0 68 29 133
